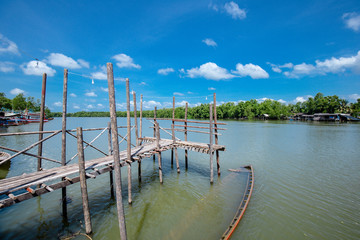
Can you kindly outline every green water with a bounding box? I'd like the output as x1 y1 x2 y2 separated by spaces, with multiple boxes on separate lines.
0 118 359 239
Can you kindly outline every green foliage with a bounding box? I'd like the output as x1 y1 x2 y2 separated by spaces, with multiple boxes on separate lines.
0 93 12 110
12 93 27 110
46 92 360 120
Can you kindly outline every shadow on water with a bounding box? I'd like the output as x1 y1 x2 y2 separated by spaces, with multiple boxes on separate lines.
0 160 10 179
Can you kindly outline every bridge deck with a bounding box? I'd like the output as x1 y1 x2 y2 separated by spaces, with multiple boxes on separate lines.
0 138 225 208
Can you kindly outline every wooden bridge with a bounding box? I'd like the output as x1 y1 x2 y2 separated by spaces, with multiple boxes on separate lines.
0 63 226 239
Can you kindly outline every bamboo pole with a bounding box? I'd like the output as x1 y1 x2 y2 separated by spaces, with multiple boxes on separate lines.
126 78 132 205
0 145 60 163
214 93 220 176
108 122 114 198
185 102 188 169
107 62 127 240
209 104 214 184
77 127 92 235
61 69 68 219
37 73 47 172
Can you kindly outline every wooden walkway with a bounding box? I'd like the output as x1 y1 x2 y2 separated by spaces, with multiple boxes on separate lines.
0 138 225 208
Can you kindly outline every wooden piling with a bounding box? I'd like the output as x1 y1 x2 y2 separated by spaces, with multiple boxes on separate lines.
107 63 127 240
107 122 114 198
171 96 175 166
139 94 143 141
61 69 68 219
153 107 157 161
172 124 180 173
126 78 132 205
133 91 139 146
184 102 188 169
138 95 143 181
37 73 47 172
209 104 214 184
213 93 220 175
77 127 92 235
156 122 162 183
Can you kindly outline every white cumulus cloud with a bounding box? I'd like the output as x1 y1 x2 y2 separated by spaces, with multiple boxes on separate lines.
173 92 184 96
78 59 90 68
343 12 360 32
46 53 82 69
100 87 108 92
208 87 216 90
186 62 235 80
158 68 175 75
85 92 97 97
0 34 19 55
279 51 360 78
232 63 269 79
0 61 15 73
112 53 141 69
224 1 246 20
70 93 77 97
10 88 25 95
53 101 62 107
348 93 360 101
21 61 56 77
202 38 217 47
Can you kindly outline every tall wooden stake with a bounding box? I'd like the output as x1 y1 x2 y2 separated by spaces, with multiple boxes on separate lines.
156 122 162 183
107 122 114 198
171 96 175 167
153 107 157 161
133 91 139 146
172 124 180 173
214 93 220 175
107 63 127 240
139 94 143 142
126 78 132 204
37 73 47 173
209 104 214 184
184 102 188 169
77 127 92 235
138 94 143 182
61 69 68 219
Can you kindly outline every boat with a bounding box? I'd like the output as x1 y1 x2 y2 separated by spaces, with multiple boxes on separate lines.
220 165 254 240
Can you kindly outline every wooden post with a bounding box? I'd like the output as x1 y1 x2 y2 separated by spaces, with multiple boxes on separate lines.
139 94 143 141
184 102 188 169
77 127 92 235
107 63 127 240
126 78 132 205
107 122 114 198
61 69 68 219
209 104 214 184
138 94 143 182
172 124 180 173
156 122 162 183
153 107 157 161
171 96 175 166
133 91 139 146
37 73 47 173
214 93 220 175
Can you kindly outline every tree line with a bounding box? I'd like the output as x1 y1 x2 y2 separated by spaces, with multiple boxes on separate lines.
48 93 360 120
0 92 51 115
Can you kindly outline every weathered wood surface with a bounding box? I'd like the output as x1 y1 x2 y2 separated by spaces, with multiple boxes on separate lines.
0 137 225 196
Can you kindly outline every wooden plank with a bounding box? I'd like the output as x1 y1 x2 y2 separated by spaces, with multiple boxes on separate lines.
147 118 227 125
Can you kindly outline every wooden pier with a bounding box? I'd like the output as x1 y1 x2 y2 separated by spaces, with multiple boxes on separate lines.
0 64 226 239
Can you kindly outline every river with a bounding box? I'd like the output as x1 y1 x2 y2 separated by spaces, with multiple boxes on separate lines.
0 118 359 239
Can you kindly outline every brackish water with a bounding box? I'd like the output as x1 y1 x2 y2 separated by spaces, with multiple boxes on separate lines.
0 118 359 239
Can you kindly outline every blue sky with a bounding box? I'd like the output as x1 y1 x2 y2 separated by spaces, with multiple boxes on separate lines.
0 0 360 112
